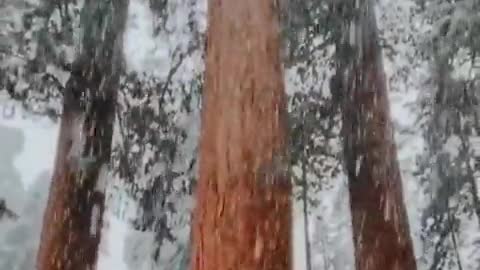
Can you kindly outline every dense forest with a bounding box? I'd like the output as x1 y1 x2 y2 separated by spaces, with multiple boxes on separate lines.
1 0 480 269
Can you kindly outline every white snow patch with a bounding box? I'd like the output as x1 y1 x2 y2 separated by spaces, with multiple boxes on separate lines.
444 135 462 157
95 165 109 192
293 200 307 270
97 212 129 270
0 97 58 189
123 0 169 76
90 204 101 236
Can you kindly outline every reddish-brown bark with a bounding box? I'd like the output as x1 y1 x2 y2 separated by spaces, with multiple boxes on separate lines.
38 92 105 267
36 1 128 270
190 1 292 270
340 1 418 269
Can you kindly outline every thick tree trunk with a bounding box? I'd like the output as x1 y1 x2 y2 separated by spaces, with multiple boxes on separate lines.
338 1 417 269
190 1 292 270
36 1 128 270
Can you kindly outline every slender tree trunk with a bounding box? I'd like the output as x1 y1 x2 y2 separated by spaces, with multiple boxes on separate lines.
466 159 480 227
338 1 417 269
301 117 313 270
302 164 313 270
36 1 128 270
190 1 292 270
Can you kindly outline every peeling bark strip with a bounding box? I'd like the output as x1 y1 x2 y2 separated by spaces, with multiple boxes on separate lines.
190 1 292 270
338 0 417 269
36 1 128 270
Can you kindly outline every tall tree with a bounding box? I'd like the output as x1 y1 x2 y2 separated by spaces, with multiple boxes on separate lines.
36 1 128 269
414 0 480 268
190 0 292 270
336 0 417 269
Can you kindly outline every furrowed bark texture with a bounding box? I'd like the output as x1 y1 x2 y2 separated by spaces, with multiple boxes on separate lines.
36 1 128 270
190 1 292 270
339 1 417 269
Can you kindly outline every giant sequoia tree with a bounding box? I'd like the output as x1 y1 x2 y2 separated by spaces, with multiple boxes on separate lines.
36 1 128 269
190 0 292 269
336 0 417 269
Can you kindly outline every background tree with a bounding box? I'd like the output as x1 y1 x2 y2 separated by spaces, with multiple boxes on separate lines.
36 1 129 269
111 1 206 269
336 0 417 269
414 0 480 269
281 1 346 268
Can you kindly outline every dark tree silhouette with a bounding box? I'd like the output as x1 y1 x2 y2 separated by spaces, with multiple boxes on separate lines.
336 0 418 269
